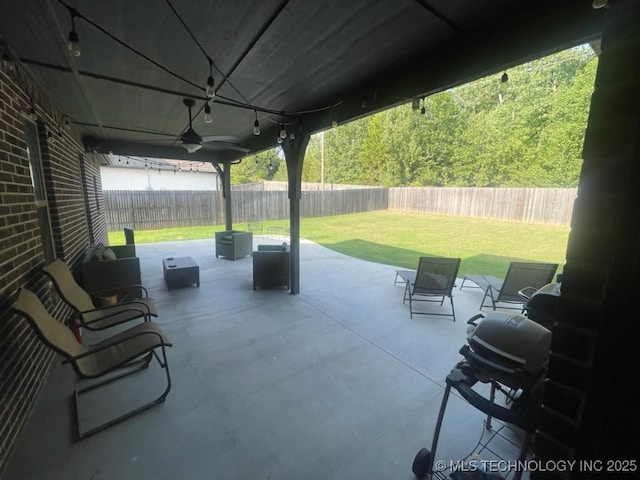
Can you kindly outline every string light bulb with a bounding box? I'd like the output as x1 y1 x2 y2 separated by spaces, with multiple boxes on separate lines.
204 102 212 124
205 56 215 98
279 123 287 139
253 111 260 135
67 9 81 57
206 76 215 98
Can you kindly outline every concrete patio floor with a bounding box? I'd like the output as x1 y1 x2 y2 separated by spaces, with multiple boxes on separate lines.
4 237 531 480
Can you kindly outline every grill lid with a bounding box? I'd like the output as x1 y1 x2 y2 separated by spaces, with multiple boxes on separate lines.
524 282 561 329
466 312 551 373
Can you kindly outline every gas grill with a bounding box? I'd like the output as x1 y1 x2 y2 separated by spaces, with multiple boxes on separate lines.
412 312 552 480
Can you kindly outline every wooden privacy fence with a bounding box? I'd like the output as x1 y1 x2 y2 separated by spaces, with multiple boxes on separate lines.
389 187 577 226
104 190 224 230
104 188 388 230
104 186 576 230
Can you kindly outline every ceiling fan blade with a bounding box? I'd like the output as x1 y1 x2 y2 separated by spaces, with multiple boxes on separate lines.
203 142 250 153
201 135 240 143
130 136 182 142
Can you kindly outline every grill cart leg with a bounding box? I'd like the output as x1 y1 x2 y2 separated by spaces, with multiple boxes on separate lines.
413 382 453 478
485 381 497 430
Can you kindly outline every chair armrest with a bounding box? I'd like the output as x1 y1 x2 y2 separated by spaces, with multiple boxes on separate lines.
109 245 136 259
62 328 169 364
233 231 253 248
80 299 153 318
79 305 152 327
518 286 539 301
88 284 150 299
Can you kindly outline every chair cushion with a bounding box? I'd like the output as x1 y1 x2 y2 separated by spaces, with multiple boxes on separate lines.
90 243 106 261
257 243 289 252
102 248 117 261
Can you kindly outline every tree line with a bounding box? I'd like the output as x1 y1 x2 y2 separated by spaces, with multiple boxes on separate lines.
233 45 597 188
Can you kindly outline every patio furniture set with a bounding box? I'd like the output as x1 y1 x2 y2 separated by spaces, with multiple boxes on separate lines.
214 229 291 290
8 224 293 442
9 231 556 447
163 229 290 292
394 257 558 322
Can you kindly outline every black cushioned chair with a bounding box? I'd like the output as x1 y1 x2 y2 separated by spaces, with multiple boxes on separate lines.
253 244 290 290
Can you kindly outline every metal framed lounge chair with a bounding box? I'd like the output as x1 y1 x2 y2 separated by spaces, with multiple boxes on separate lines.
395 256 461 321
42 259 157 331
460 261 558 311
12 288 172 440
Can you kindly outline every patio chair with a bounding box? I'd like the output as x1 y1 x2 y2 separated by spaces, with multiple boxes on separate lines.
460 261 558 311
42 259 157 331
12 288 172 440
395 256 461 321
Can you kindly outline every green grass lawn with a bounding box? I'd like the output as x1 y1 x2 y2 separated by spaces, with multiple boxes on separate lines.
108 210 569 278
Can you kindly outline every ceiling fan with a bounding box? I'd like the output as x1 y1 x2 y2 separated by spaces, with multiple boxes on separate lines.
181 98 203 153
180 98 248 153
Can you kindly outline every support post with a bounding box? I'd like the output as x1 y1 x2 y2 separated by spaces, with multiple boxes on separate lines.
281 125 310 295
213 161 233 231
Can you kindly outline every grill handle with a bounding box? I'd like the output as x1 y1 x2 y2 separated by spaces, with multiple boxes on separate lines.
454 378 519 425
459 344 521 379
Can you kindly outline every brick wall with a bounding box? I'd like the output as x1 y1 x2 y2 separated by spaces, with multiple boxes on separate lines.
532 2 640 477
0 52 98 477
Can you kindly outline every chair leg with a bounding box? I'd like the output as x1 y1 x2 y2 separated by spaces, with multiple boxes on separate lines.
479 286 498 310
479 288 489 310
449 296 456 322
408 292 413 319
73 345 172 441
403 282 410 304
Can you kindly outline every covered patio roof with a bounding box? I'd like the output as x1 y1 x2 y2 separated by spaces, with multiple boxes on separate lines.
0 0 605 162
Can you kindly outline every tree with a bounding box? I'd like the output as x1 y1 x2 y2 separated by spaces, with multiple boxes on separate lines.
231 149 283 185
302 134 322 183
533 56 598 186
236 45 597 188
